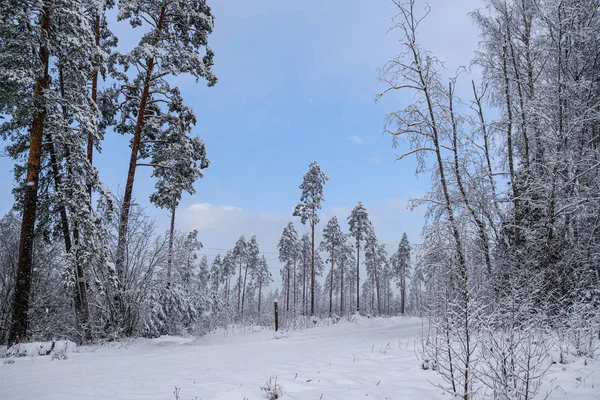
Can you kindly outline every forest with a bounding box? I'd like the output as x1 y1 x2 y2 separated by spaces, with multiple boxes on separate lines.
1 0 600 398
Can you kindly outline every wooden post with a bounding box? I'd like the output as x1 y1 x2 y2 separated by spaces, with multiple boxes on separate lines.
274 300 279 332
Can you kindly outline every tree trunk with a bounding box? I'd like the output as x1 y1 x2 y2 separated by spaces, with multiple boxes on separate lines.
340 259 344 316
449 81 492 274
356 237 360 313
8 0 52 346
237 262 242 313
88 13 100 198
302 255 307 315
400 275 405 315
114 6 167 321
311 221 315 316
329 243 334 316
241 263 248 318
258 278 262 313
286 262 290 312
502 38 520 244
375 264 381 316
166 205 176 286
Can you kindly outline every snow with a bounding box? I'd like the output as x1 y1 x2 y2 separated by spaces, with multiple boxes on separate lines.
0 317 598 399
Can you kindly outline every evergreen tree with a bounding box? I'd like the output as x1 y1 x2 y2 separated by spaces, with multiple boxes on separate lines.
111 0 217 330
392 233 411 315
232 236 247 315
210 254 222 294
241 235 259 317
299 233 311 315
252 255 272 313
277 222 299 312
293 161 328 316
0 0 109 344
348 202 372 313
319 216 345 316
337 236 355 316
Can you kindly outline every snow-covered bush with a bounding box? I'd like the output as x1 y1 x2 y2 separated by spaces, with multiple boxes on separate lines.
6 340 76 358
260 376 282 400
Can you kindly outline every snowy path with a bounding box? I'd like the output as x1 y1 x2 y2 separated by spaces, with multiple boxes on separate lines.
1 317 598 399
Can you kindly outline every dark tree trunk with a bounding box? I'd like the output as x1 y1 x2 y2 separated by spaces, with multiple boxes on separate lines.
115 6 166 326
237 262 242 313
9 0 52 346
286 262 290 312
356 236 360 313
241 263 248 318
258 278 262 313
340 259 344 315
88 13 100 199
167 205 176 285
311 221 315 316
329 243 334 316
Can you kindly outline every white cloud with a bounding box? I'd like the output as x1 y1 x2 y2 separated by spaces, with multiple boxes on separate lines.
348 135 365 144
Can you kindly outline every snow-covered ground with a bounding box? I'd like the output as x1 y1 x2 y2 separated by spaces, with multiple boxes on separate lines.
0 317 598 399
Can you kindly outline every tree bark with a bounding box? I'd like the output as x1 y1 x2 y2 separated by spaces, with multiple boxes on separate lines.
166 205 176 286
8 0 52 346
241 262 248 318
114 6 166 324
286 262 290 312
340 259 344 316
311 220 315 316
88 13 100 198
356 236 360 313
237 261 242 313
329 243 334 316
258 277 262 313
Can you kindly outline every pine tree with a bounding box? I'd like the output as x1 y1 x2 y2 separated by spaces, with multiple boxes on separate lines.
293 161 328 316
319 216 345 316
300 233 311 315
277 222 299 312
148 107 210 286
392 233 411 315
232 236 247 315
111 0 217 329
252 255 272 313
210 254 222 294
0 0 108 344
337 236 355 316
348 202 372 314
221 250 236 310
241 235 260 317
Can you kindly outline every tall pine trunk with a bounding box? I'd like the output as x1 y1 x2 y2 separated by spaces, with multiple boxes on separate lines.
241 263 248 318
356 236 360 313
311 220 315 316
88 13 100 198
258 278 262 313
9 0 52 346
286 262 290 312
340 259 344 315
115 6 167 330
237 262 242 313
167 205 176 285
329 243 334 316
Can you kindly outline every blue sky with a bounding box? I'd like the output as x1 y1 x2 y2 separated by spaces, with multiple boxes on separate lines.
0 0 484 269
